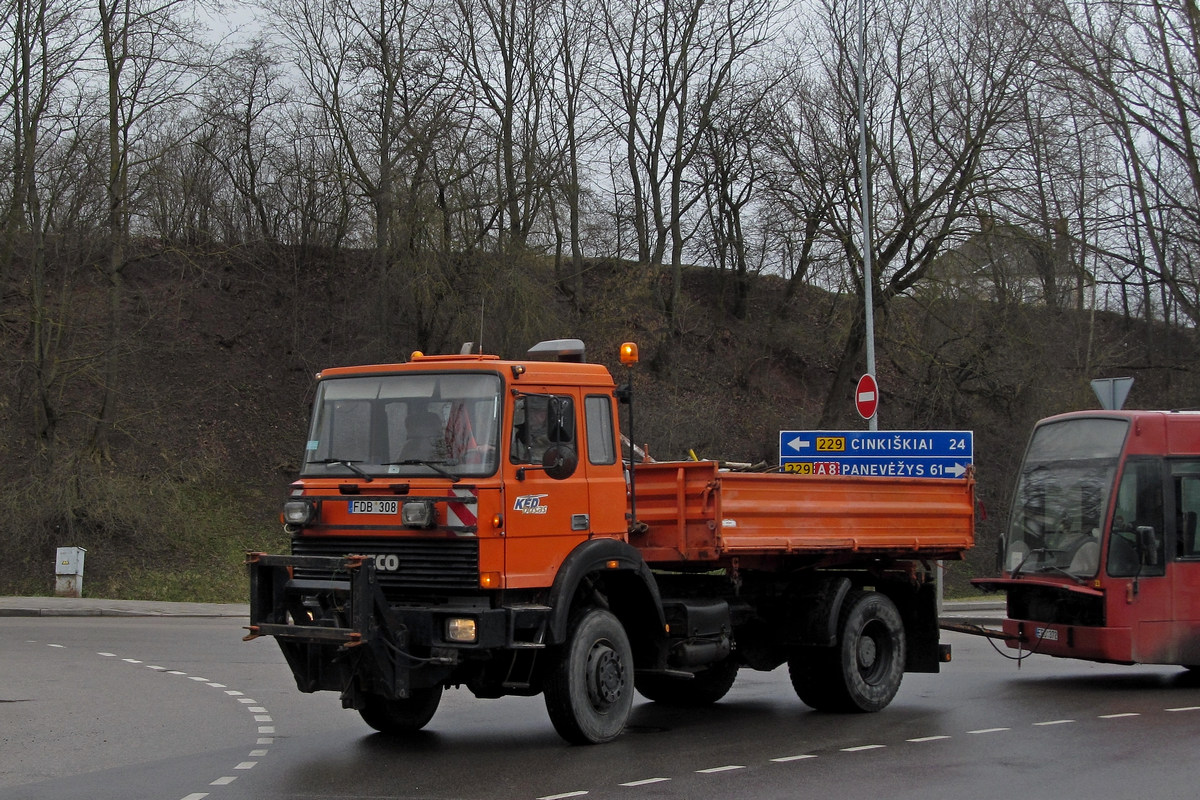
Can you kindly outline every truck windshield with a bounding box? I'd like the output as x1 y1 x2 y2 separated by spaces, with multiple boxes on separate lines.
301 372 502 479
1005 417 1129 580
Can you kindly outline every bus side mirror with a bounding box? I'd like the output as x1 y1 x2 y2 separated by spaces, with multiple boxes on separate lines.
1136 526 1159 566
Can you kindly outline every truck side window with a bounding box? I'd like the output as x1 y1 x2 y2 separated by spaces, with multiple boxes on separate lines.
511 395 574 465
585 395 616 465
1107 459 1166 577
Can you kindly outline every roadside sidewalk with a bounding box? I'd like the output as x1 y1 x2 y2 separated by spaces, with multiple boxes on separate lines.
0 595 249 618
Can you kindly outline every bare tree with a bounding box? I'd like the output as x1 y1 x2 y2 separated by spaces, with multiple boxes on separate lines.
93 0 212 460
1038 0 1200 328
784 0 1040 426
596 0 778 326
442 0 559 251
267 0 470 351
1 0 89 452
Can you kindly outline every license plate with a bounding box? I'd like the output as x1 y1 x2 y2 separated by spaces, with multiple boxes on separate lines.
348 499 399 515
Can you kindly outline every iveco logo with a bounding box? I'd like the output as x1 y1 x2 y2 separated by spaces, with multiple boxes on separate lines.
368 554 401 572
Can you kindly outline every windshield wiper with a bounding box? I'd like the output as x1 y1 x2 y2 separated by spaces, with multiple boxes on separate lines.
1010 547 1049 579
384 459 462 483
307 458 373 482
1029 564 1088 585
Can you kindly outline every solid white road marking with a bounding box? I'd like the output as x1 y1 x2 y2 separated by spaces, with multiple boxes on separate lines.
771 754 817 762
619 778 671 786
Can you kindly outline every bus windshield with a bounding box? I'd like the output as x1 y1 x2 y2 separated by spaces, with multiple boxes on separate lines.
1004 417 1129 579
301 372 502 479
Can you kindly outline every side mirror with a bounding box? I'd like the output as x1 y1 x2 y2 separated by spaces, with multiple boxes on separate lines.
1136 526 1159 566
543 445 578 480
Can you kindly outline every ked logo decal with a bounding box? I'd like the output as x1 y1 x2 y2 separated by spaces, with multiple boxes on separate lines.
513 494 549 514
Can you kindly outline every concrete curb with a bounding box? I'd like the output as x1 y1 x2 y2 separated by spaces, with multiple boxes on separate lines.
0 596 249 618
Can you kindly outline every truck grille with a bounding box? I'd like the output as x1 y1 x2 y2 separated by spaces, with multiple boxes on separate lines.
291 536 480 592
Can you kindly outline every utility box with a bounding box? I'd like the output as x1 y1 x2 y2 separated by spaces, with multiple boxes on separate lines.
55 546 86 598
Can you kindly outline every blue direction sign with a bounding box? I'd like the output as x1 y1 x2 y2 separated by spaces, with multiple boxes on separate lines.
779 430 973 479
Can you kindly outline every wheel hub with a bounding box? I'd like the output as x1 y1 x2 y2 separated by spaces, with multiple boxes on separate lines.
586 640 625 709
857 634 878 671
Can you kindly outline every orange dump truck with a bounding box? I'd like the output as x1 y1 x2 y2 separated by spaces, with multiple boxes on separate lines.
246 340 975 743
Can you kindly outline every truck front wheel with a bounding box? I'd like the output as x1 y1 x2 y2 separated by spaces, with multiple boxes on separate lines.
543 608 634 744
358 685 443 734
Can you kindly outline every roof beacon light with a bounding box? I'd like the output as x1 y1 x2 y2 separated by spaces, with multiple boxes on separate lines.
620 342 639 366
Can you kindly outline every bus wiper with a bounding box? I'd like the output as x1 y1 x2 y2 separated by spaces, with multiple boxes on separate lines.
384 459 462 483
1010 547 1049 579
307 458 373 482
1031 564 1087 585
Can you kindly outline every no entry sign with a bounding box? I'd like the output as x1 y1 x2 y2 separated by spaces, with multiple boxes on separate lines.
855 373 878 420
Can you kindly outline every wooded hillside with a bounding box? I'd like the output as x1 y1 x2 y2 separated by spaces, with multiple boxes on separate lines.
1 242 1195 599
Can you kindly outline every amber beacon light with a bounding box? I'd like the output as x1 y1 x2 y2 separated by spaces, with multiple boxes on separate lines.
619 342 639 365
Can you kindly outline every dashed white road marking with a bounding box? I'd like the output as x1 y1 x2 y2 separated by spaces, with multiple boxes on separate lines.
536 691 1198 799
40 640 273 800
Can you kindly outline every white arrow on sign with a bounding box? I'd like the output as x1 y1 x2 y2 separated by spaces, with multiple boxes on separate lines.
949 463 968 478
786 436 811 452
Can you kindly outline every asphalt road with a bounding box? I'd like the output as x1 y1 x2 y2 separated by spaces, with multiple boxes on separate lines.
3 601 1200 800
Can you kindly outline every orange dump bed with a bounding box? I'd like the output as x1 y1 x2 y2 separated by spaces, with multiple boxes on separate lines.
632 460 975 566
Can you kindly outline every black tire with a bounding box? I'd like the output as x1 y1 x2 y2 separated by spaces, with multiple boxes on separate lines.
543 608 635 744
788 590 905 713
636 657 739 706
788 647 848 711
358 685 443 734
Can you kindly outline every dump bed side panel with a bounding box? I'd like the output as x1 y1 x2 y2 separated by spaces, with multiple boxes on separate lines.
632 460 974 565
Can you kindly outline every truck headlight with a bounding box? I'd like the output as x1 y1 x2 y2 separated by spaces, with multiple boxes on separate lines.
401 500 436 528
282 499 316 526
446 617 477 643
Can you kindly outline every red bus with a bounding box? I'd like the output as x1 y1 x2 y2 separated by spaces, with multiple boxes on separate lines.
974 410 1200 668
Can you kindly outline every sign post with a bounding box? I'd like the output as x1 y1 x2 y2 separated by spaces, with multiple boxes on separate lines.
855 373 878 421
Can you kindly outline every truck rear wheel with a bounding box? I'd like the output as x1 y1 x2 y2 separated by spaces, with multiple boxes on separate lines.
543 608 634 744
636 658 739 706
358 685 443 734
789 590 905 713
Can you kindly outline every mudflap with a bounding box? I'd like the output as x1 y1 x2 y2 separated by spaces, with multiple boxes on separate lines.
900 579 945 673
245 552 412 704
